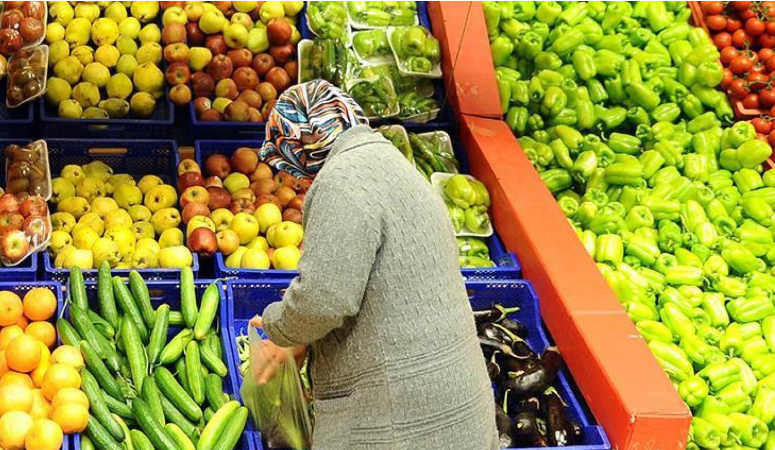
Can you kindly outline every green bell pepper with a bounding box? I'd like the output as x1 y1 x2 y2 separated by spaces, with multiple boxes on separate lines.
649 340 694 381
540 169 572 193
535 1 561 24
691 417 721 449
680 375 710 407
636 320 674 344
727 293 775 323
730 413 768 448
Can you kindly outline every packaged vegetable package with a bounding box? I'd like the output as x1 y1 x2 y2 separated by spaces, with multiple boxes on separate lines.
241 325 313 450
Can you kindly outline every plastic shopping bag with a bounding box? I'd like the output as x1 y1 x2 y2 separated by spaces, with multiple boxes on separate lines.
240 325 313 450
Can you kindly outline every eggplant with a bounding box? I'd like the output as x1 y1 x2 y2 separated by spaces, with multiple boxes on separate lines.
479 337 516 358
500 318 528 338
542 390 577 446
512 411 544 447
497 352 536 374
487 360 501 380
504 392 541 418
480 323 515 346
570 420 584 443
495 404 516 448
511 336 537 359
473 305 520 325
502 347 562 399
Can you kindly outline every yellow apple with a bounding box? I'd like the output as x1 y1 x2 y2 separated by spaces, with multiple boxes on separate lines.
91 197 119 219
187 215 216 237
51 212 77 233
104 209 133 230
104 226 136 257
272 245 301 270
246 236 268 252
76 177 107 202
91 237 121 268
73 225 100 250
136 237 161 254
137 174 163 194
61 164 86 185
109 173 136 187
145 184 178 213
78 211 105 236
63 249 94 269
216 229 240 256
151 207 182 235
159 228 184 248
210 208 234 231
254 203 281 233
133 221 155 239
272 221 303 248
128 204 152 222
241 248 270 269
224 246 247 268
128 247 159 268
49 230 73 257
231 212 259 244
114 184 144 209
159 245 193 268
58 197 91 219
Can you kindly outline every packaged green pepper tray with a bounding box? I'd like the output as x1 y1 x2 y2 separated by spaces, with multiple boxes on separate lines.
432 172 493 238
345 76 400 120
305 1 352 46
347 0 419 29
352 29 394 65
388 26 442 78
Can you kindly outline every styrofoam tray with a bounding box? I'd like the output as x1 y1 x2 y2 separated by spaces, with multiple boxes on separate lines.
351 29 395 65
431 172 493 238
297 39 314 83
387 27 442 79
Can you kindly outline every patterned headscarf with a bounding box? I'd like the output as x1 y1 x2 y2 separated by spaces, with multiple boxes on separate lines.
259 80 369 181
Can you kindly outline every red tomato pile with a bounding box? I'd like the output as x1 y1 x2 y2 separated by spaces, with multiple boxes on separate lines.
704 1 775 111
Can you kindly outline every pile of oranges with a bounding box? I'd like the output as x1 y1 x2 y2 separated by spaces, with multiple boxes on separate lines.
0 288 86 450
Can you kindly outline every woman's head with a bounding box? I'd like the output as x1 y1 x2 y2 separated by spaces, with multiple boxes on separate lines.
260 80 369 181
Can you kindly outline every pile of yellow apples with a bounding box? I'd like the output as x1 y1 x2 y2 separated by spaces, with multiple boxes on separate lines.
48 160 193 270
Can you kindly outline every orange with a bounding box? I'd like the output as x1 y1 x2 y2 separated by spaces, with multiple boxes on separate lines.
0 325 24 351
0 350 7 377
30 342 50 388
28 389 51 420
25 322 56 349
15 314 28 330
50 345 84 371
50 387 89 412
25 419 63 450
22 288 57 322
41 364 81 401
0 372 33 388
0 410 33 450
51 402 88 434
0 291 22 326
0 383 33 416
6 334 41 373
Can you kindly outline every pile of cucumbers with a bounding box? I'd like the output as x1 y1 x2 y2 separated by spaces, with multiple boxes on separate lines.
57 262 248 450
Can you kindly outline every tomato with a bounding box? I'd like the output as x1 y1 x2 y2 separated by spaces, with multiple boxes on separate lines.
760 48 775 62
767 56 775 71
759 33 775 48
754 118 774 134
733 29 753 47
715 32 734 50
733 1 752 10
742 9 757 20
760 89 775 107
727 18 743 32
708 15 729 31
730 54 754 74
743 93 761 109
721 68 735 88
702 0 725 14
771 105 775 117
748 72 769 91
746 17 766 35
768 20 775 34
721 45 740 63
769 130 775 147
730 78 749 98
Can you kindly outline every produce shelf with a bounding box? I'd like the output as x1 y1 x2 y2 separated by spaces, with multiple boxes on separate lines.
225 278 609 450
67 279 257 450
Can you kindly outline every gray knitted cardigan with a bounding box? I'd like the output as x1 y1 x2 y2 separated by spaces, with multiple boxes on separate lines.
263 125 498 450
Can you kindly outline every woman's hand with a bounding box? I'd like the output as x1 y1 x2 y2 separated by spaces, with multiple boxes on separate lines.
250 315 308 385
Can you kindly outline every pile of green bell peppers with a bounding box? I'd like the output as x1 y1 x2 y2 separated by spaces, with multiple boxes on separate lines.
487 2 775 449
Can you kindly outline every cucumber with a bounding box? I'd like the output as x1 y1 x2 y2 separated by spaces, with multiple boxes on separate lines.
186 341 205 405
180 265 198 328
199 343 228 378
112 414 135 450
193 281 220 340
169 310 184 326
159 329 193 365
56 318 82 348
87 309 115 339
69 303 121 373
132 397 179 450
204 374 226 411
85 415 124 450
205 334 223 360
159 393 200 438
165 423 196 450
176 357 189 393
204 407 214 423
80 434 95 450
129 270 156 328
122 316 148 390
69 266 88 310
130 429 154 450
197 401 240 450
154 367 203 422
147 304 170 366
104 394 133 420
113 276 149 342
79 340 125 402
212 407 249 450
81 369 126 442
98 261 119 329
141 377 165 428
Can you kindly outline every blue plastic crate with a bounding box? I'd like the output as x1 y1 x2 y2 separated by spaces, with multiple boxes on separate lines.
0 80 34 138
68 279 257 450
41 138 200 281
224 279 609 450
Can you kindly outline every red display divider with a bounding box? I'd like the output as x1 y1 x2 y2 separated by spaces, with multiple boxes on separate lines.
458 115 692 450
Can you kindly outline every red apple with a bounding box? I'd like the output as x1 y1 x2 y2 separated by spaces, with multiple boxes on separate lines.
199 109 223 121
162 22 187 45
19 196 47 217
19 17 43 42
214 78 239 100
0 193 20 214
254 193 280 208
180 186 210 208
0 29 23 55
237 89 262 109
207 54 233 81
282 208 302 224
231 147 259 174
204 153 231 178
256 82 277 102
227 48 253 68
1 229 29 263
23 215 48 243
22 1 46 20
182 202 211 224
205 176 223 188
229 198 255 214
185 22 206 46
170 84 192 106
193 96 211 115
178 171 205 192
233 66 258 91
1 10 24 30
0 212 23 234
215 1 234 14
250 162 273 182
267 19 292 46
265 67 290 92
224 99 250 122
248 107 263 123
160 1 185 9
207 186 231 210
163 43 190 64
206 35 228 56
191 72 215 97
269 44 294 65
166 62 191 86
284 61 298 83
251 53 275 76
188 227 217 257
286 196 304 211
251 178 277 195
275 186 296 207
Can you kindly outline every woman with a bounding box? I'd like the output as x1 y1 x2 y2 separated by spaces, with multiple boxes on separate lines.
251 80 497 450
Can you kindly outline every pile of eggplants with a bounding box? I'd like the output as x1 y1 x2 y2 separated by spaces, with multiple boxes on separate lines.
475 305 584 447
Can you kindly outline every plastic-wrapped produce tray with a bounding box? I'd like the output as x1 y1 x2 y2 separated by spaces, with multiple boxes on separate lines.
0 79 35 137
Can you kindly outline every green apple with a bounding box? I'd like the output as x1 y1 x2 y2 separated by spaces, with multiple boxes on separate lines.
246 236 269 252
104 209 133 230
128 205 152 222
224 23 249 49
63 249 94 270
223 172 250 194
210 208 234 231
272 245 301 270
159 228 184 248
224 246 247 268
187 216 216 237
272 221 303 248
241 248 270 269
282 1 304 16
265 224 277 247
92 237 122 268
189 47 212 72
234 1 258 13
91 197 119 219
216 229 240 256
73 225 100 250
51 212 77 233
49 231 74 257
133 221 155 240
128 247 159 269
104 226 136 257
51 178 76 205
138 23 162 44
54 245 77 268
199 10 226 35
119 17 142 39
144 185 178 213
114 184 143 209
61 165 85 185
78 212 105 236
254 203 282 233
259 1 285 24
58 197 91 220
246 27 269 54
151 207 182 235
137 175 163 194
105 2 128 22
159 246 193 268
231 212 259 244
